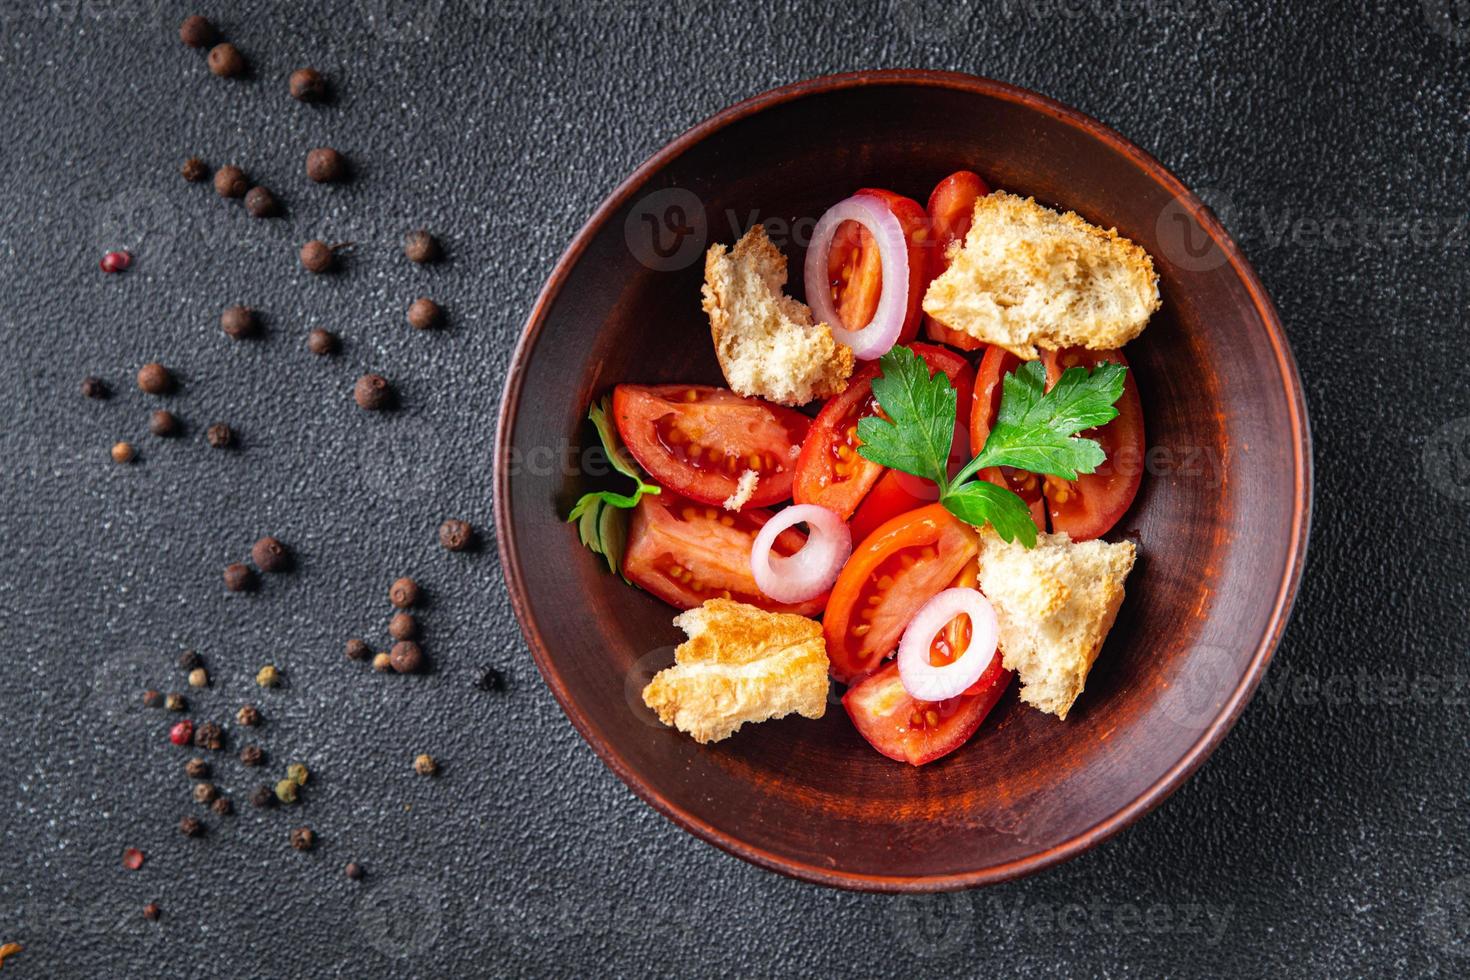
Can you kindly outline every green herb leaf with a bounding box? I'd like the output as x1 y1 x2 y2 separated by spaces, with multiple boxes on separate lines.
855 346 956 491
941 481 1039 548
967 360 1126 480
566 397 659 579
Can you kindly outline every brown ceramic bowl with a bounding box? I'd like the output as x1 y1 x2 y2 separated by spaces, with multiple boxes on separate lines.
495 70 1311 891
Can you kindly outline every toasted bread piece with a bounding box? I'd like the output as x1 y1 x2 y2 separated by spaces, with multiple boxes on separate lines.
721 469 759 512
922 192 1160 359
641 598 830 744
702 226 854 406
976 527 1136 719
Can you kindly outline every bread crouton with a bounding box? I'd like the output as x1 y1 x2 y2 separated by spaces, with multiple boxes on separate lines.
976 527 1136 719
641 598 830 744
702 226 854 406
721 469 759 511
922 192 1160 360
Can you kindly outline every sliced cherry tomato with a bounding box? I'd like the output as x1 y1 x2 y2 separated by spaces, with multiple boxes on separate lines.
612 384 810 510
969 345 1048 532
822 503 978 684
922 170 991 351
622 492 827 616
842 655 1011 766
793 344 972 521
1040 348 1145 541
824 188 930 346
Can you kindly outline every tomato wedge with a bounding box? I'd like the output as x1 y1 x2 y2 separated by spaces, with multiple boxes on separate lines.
922 170 991 351
969 345 1048 532
822 503 978 684
823 188 930 346
622 492 827 616
793 343 974 520
843 655 1011 766
1040 348 1145 541
612 384 810 510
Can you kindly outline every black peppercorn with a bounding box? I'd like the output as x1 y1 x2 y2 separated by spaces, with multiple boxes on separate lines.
193 722 224 751
81 376 109 399
404 230 439 264
353 374 391 411
179 650 202 671
389 577 419 609
236 704 261 727
206 423 233 449
211 797 232 816
305 147 346 183
307 328 337 355
214 165 247 199
207 42 244 78
345 862 364 881
438 519 473 552
192 782 217 805
143 902 161 921
345 639 371 662
181 156 208 182
149 410 179 437
185 757 209 779
239 744 264 767
223 562 255 592
476 667 504 692
388 612 416 641
249 785 275 808
289 67 327 102
179 15 214 48
290 827 315 851
390 641 424 674
251 536 289 573
220 305 257 339
300 239 334 273
407 297 441 330
137 362 172 394
178 815 203 837
143 689 164 709
244 186 277 218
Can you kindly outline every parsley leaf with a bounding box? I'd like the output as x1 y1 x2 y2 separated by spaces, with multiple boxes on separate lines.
963 360 1125 481
566 397 659 579
854 346 956 491
942 480 1039 548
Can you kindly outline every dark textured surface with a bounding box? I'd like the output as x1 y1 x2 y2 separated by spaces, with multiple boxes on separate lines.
0 1 1467 977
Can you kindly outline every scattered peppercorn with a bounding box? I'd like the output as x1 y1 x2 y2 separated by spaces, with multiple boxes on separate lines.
251 536 289 573
81 376 109 399
372 652 392 673
250 785 275 808
184 757 209 779
181 156 208 182
169 721 194 747
165 692 187 712
388 612 416 641
290 827 315 851
353 373 392 411
179 650 202 671
413 754 438 776
307 328 338 355
389 577 420 609
390 641 424 675
214 165 247 198
143 689 164 709
286 763 309 786
193 722 224 751
236 704 261 727
345 639 371 662
404 230 440 264
122 847 145 871
438 519 473 552
274 779 299 805
178 815 203 837
100 250 132 273
300 239 334 273
220 305 258 339
240 744 264 767
289 67 327 102
110 441 136 465
407 297 441 330
211 797 232 816
256 665 281 688
137 362 172 394
143 902 161 922
223 562 255 592
206 423 234 449
305 147 346 183
476 667 504 692
192 782 217 805
244 186 278 218
179 14 214 48
149 410 179 437
188 667 209 688
344 862 364 881
207 42 244 78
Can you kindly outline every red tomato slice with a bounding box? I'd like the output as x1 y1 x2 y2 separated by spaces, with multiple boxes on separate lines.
822 504 978 684
622 492 827 616
1040 348 1145 541
824 188 930 346
843 656 1011 766
969 345 1048 532
793 344 973 520
922 170 991 351
612 384 810 510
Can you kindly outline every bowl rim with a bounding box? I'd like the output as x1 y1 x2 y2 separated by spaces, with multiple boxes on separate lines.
494 69 1314 892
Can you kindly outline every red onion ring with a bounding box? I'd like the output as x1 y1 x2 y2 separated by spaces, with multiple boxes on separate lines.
897 589 999 701
803 194 910 360
750 504 852 604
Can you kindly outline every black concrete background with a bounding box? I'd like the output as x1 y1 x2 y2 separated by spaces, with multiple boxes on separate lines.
1 1 1468 977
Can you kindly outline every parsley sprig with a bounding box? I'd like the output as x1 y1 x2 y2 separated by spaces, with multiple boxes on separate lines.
856 347 1126 548
566 397 660 579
